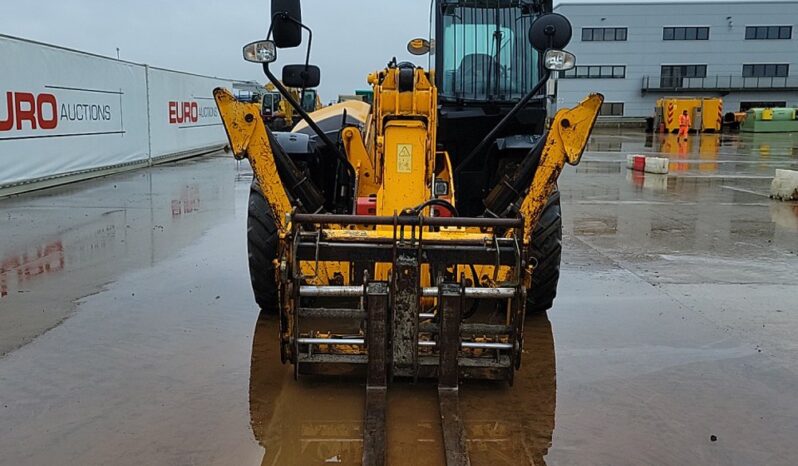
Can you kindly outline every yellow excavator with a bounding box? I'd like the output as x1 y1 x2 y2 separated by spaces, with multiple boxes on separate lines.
214 1 602 464
261 82 322 130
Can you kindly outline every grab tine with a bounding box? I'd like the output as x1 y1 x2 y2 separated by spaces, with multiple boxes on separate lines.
438 281 471 466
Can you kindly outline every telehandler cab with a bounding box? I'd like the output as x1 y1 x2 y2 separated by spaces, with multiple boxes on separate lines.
213 1 602 464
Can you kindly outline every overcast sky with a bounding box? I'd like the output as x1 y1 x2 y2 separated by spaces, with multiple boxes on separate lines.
0 0 784 101
1 0 433 101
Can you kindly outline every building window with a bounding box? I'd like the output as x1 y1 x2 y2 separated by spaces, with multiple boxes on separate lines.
582 27 627 41
662 64 707 78
745 26 792 40
743 64 790 78
660 64 707 87
663 27 710 40
600 103 624 116
561 65 626 79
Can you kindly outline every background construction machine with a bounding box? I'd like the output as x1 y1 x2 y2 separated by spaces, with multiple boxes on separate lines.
654 97 723 133
261 82 322 130
215 1 601 464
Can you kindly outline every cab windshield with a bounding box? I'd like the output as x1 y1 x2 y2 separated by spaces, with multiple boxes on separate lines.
262 93 280 115
300 90 318 112
439 4 539 102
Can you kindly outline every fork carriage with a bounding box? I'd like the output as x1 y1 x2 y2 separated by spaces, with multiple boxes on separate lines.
284 213 529 384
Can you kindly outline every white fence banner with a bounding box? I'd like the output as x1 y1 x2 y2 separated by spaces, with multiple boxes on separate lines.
0 35 149 186
0 34 244 192
145 68 232 159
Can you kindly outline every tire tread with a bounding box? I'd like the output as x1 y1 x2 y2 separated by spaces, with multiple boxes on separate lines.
247 180 279 312
527 191 562 313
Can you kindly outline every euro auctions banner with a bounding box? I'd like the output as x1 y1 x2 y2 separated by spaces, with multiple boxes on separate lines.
0 34 241 190
145 68 230 159
0 35 150 186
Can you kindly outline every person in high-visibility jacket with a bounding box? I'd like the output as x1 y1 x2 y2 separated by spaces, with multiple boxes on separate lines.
678 110 691 141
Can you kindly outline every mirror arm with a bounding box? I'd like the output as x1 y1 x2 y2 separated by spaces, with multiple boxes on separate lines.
270 12 311 59
265 13 354 183
271 13 314 102
262 62 356 183
454 68 552 178
300 22 312 99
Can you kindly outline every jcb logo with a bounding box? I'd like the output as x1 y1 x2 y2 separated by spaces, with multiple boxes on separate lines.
0 92 58 131
168 101 198 124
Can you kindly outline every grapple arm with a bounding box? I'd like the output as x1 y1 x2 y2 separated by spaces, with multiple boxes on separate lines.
518 93 604 245
214 87 328 232
214 88 294 233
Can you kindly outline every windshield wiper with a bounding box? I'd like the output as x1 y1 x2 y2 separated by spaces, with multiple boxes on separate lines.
491 29 503 99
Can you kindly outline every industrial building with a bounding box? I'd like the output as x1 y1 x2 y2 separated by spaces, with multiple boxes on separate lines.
555 0 798 119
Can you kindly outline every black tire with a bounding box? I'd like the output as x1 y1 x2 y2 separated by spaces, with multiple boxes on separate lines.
527 190 562 313
248 180 280 313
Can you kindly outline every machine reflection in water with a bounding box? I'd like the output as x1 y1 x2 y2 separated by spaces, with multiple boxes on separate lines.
654 133 721 174
248 312 556 466
0 157 235 355
626 132 798 191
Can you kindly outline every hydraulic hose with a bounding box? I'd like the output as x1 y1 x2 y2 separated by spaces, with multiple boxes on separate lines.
263 63 356 185
454 69 551 180
463 263 482 320
410 199 459 217
482 131 547 218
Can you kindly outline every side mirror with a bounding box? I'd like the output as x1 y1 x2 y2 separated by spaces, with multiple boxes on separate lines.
529 13 573 52
407 38 431 56
543 49 575 71
243 40 277 63
271 0 302 48
282 64 321 88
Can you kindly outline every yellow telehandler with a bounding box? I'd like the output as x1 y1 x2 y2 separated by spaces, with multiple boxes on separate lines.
214 1 602 464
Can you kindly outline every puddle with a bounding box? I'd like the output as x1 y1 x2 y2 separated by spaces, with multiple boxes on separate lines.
0 131 797 465
249 312 556 466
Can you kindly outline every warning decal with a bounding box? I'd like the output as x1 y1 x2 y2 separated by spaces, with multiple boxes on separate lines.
397 144 412 173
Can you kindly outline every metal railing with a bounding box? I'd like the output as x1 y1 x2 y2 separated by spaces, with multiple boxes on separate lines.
642 75 798 92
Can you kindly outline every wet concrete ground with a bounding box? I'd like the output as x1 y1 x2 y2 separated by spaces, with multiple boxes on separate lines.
0 131 797 465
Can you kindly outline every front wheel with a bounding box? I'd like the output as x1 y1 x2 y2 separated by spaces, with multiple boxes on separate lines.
247 180 280 313
527 190 562 313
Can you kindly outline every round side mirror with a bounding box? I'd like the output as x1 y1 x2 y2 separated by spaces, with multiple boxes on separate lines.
407 38 431 56
529 13 573 52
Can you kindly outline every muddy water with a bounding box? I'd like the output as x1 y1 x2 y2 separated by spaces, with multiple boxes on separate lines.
249 313 556 466
1 131 797 465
